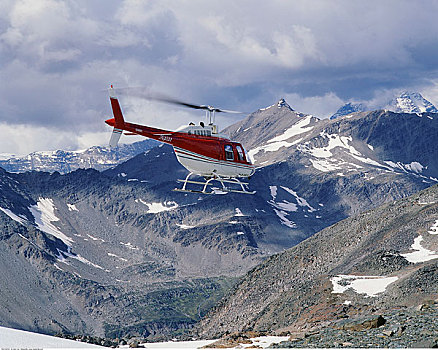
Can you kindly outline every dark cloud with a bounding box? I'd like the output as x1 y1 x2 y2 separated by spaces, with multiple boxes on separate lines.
1 0 438 153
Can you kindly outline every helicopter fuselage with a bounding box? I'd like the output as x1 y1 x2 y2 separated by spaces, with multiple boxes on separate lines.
105 96 255 179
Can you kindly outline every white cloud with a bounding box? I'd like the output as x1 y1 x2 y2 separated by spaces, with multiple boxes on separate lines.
1 0 101 65
273 26 321 68
283 92 344 118
0 123 78 155
116 0 169 28
421 80 438 108
0 120 144 155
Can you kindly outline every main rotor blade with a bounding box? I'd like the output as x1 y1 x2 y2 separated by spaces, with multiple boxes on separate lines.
113 87 242 114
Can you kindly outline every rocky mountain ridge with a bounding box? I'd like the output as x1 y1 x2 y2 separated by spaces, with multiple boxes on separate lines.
225 99 438 180
0 166 242 339
197 183 438 339
330 102 367 120
387 91 438 114
331 91 438 119
0 139 157 174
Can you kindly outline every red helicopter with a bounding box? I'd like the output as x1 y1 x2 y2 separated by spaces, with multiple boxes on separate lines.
105 86 255 194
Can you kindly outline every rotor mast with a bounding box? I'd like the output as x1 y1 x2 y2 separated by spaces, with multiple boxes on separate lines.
205 108 217 133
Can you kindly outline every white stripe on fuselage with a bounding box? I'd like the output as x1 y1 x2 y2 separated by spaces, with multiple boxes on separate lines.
173 147 254 177
173 147 253 170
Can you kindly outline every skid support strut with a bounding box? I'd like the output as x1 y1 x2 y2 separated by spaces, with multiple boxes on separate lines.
174 173 255 195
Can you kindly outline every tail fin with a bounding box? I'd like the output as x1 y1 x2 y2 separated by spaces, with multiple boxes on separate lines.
107 85 125 148
109 85 125 128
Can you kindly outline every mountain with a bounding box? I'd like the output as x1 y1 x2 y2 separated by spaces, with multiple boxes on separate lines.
0 139 157 174
0 165 245 340
226 99 438 178
0 99 438 340
331 91 438 119
330 102 367 120
197 183 438 344
385 91 438 114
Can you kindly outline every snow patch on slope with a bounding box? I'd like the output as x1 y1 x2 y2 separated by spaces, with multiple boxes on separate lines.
273 209 296 228
1 201 108 271
0 207 27 225
401 235 438 263
0 325 101 348
235 208 245 216
176 223 195 230
281 186 316 212
268 186 298 214
268 116 313 143
29 198 73 245
331 275 398 297
269 186 278 201
108 252 128 262
136 199 179 213
120 241 139 250
70 252 105 270
298 131 393 173
56 247 105 270
0 326 288 349
248 116 314 160
268 186 318 228
309 158 342 172
307 132 361 159
385 161 425 174
67 203 79 211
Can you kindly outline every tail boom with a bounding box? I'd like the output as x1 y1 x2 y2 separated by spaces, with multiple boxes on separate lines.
105 85 177 147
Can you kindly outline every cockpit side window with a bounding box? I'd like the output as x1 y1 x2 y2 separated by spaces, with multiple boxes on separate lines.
235 145 245 161
224 144 234 160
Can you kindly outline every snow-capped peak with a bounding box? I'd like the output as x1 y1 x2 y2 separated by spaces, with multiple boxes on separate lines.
385 91 438 114
259 98 294 112
330 102 367 120
331 91 437 119
277 98 293 110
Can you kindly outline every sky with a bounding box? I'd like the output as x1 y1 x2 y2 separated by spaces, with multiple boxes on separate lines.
1 0 438 155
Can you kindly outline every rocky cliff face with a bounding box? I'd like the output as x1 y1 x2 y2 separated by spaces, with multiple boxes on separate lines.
197 184 438 338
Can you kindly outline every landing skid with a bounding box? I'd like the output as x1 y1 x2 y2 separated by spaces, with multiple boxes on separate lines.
174 172 256 195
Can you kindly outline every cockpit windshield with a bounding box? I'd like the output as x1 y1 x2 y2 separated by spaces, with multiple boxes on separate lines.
242 146 252 164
